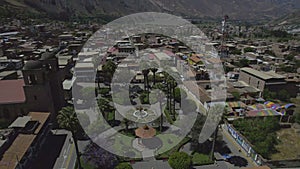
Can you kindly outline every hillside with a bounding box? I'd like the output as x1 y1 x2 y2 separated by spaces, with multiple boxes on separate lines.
1 0 300 21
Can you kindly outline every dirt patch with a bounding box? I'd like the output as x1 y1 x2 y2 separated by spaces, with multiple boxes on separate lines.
271 128 300 160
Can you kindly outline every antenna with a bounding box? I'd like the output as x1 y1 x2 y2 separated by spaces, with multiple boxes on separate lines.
220 15 229 58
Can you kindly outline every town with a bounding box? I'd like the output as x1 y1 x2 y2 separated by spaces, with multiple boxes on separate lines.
0 6 299 169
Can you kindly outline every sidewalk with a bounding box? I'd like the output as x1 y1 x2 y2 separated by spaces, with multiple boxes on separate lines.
220 126 257 167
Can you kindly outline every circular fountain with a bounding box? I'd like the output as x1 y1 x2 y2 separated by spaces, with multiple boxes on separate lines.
133 107 148 119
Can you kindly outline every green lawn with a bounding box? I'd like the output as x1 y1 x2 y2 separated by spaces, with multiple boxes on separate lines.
155 134 190 159
112 134 142 159
192 153 213 166
107 111 115 121
75 158 96 169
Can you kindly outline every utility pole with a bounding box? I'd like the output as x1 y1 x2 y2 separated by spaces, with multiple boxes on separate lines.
220 15 229 58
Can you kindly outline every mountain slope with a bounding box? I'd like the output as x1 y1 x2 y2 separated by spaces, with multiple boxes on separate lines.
2 0 300 21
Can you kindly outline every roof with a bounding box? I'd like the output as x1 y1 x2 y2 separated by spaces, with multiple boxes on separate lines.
40 51 56 61
0 32 19 37
206 58 222 64
246 109 282 117
28 112 50 135
58 55 72 66
0 112 49 169
240 68 285 80
0 134 36 169
189 55 202 63
227 101 246 108
0 71 16 80
23 60 43 70
75 62 94 69
63 78 75 90
246 166 271 169
135 125 156 138
8 116 31 128
0 80 25 104
155 52 172 60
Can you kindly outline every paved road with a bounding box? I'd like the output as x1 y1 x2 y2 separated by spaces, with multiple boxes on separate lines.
218 126 256 168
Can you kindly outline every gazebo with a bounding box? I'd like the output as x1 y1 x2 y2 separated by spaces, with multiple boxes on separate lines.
135 125 156 139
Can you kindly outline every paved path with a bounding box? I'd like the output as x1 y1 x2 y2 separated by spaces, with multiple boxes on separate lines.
132 160 172 169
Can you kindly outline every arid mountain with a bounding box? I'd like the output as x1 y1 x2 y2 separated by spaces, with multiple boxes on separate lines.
1 0 300 21
270 10 300 33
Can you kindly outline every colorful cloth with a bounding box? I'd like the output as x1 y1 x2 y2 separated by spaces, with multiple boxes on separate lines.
246 109 282 117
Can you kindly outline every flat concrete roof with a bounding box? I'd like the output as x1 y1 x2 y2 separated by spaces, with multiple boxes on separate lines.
240 68 285 80
8 116 31 128
0 112 50 169
155 52 172 60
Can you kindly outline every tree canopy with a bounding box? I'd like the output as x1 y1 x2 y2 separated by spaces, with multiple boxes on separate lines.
168 152 192 169
233 117 280 159
82 142 118 169
57 106 81 134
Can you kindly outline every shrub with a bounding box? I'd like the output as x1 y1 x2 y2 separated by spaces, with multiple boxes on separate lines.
168 152 192 169
115 163 133 169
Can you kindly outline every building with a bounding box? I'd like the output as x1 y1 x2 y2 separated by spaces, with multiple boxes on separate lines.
0 112 50 169
239 68 286 93
22 52 65 119
0 71 18 80
0 51 66 123
0 80 27 122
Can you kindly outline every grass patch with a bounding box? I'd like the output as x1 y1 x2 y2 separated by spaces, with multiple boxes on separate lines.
107 111 115 121
112 134 141 159
164 109 174 124
271 128 300 160
192 153 213 166
75 158 96 169
155 135 190 159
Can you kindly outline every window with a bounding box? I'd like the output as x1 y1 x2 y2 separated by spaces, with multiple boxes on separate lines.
257 81 260 88
34 96 37 100
28 74 37 84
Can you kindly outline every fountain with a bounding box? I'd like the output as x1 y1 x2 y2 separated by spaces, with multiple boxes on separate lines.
133 106 148 119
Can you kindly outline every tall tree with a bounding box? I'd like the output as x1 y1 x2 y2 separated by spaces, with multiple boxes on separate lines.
57 106 82 169
150 68 158 85
102 60 117 82
142 69 150 91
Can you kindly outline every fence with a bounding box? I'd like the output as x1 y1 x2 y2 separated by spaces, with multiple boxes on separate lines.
223 122 264 166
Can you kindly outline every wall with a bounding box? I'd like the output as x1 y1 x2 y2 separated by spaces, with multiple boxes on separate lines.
239 71 266 91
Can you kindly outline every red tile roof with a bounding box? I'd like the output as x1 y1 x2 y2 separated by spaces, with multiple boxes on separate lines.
0 80 26 104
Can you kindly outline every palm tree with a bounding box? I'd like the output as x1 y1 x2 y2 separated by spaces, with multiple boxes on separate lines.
158 91 164 132
150 62 158 85
123 118 130 132
97 98 111 121
102 60 117 83
57 106 82 169
166 76 176 120
142 69 150 91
